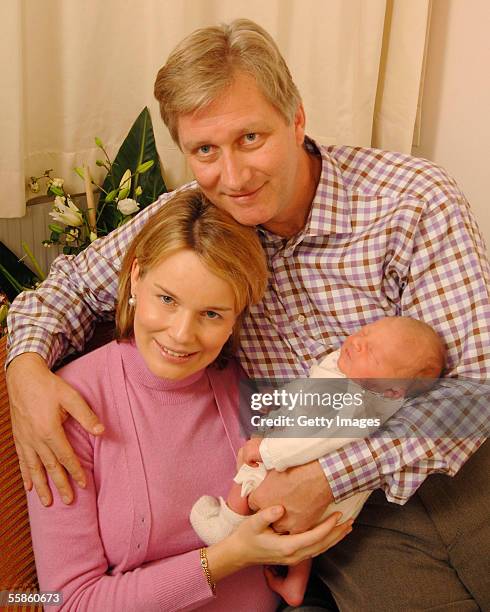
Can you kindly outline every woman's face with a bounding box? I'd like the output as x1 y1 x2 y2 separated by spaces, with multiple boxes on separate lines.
130 249 238 380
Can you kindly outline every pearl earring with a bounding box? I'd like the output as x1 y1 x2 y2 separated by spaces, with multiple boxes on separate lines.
129 295 136 307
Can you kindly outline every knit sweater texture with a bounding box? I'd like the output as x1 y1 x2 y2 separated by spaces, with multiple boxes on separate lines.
27 340 277 611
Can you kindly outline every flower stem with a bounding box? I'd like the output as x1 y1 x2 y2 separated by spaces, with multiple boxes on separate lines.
21 242 46 281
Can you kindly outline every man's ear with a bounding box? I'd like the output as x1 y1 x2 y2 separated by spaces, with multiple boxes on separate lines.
130 259 140 296
294 103 306 146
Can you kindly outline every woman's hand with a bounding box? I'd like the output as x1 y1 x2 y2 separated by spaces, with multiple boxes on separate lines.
205 505 353 583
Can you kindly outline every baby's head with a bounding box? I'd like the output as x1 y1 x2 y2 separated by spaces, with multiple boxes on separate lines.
337 317 446 398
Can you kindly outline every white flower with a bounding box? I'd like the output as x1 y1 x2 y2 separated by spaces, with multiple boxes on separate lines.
49 196 83 227
68 228 79 237
65 234 76 243
54 195 64 206
28 178 40 193
117 198 139 216
51 177 64 188
90 231 98 242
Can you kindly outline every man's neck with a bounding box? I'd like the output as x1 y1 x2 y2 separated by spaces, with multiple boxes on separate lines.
262 147 322 239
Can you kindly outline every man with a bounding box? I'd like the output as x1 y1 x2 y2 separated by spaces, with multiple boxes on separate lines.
7 19 489 611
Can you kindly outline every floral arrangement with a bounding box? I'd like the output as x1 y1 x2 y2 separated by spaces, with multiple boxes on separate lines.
0 107 166 337
28 107 167 255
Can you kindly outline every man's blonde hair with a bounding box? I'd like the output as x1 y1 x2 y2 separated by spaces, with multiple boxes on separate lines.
116 188 268 367
154 18 301 144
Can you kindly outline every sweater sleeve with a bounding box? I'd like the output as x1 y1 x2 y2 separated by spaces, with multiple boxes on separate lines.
27 416 215 612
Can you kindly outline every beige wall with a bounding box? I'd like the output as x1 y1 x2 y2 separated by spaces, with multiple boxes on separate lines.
413 0 490 253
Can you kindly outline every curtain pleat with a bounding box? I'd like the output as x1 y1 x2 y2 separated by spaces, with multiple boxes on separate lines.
1 1 26 217
372 0 432 151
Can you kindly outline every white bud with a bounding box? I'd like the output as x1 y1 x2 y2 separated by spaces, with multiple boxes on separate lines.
117 198 140 216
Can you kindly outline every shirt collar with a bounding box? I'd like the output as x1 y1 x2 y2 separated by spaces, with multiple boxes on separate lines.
305 136 352 238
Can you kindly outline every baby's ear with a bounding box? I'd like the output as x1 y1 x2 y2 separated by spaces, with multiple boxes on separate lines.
382 387 405 400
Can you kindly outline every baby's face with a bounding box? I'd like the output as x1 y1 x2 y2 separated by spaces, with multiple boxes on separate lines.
337 320 406 383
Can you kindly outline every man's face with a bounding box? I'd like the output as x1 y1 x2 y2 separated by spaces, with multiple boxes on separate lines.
177 72 312 236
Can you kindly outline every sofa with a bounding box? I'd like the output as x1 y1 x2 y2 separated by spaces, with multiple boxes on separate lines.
0 335 40 610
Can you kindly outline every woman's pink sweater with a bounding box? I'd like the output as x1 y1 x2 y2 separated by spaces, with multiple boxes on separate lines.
27 341 278 611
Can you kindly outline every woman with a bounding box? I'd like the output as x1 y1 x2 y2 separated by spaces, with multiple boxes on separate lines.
27 189 351 611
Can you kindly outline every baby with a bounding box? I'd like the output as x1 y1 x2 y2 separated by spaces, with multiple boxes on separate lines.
191 316 446 606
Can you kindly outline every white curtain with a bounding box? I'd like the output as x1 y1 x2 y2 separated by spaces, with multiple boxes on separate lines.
1 0 431 218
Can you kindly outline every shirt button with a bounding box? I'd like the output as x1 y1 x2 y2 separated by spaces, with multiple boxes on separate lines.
297 314 306 324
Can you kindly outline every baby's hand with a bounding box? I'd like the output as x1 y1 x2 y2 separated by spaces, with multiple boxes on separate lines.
241 438 263 466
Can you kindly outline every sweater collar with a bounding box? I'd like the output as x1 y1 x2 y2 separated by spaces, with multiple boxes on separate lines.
117 339 207 391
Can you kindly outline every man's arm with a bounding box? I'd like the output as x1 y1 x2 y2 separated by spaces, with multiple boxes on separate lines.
251 182 490 529
322 187 490 505
6 188 184 504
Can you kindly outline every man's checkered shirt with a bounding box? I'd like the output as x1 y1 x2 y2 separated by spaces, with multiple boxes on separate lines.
8 138 489 504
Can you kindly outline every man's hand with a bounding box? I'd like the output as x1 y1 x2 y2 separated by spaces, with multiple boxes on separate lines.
248 460 334 534
6 353 104 506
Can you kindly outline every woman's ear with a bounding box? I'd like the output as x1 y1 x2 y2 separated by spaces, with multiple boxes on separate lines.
130 259 140 297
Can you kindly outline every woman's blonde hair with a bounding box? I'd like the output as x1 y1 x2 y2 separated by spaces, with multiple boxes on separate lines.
154 18 301 144
116 188 268 367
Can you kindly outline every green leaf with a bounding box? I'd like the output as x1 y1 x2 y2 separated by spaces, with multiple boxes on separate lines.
0 242 40 300
0 262 25 296
119 215 133 226
97 107 167 231
49 223 64 234
48 185 65 197
74 166 85 179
